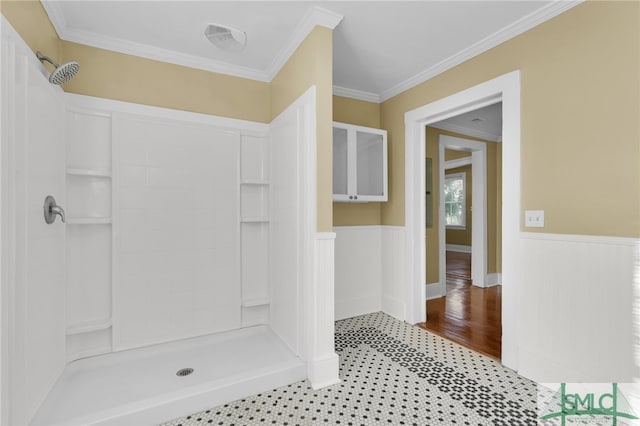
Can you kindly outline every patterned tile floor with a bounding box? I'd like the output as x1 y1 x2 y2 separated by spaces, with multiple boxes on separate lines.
161 313 540 426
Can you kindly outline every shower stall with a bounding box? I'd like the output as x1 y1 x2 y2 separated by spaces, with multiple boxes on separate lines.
1 17 339 425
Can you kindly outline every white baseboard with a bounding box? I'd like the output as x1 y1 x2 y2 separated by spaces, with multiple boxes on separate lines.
308 354 341 390
381 295 405 321
425 282 443 300
446 244 471 253
486 273 501 287
335 295 382 321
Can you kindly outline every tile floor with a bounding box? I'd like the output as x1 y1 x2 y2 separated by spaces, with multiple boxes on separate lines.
161 312 541 425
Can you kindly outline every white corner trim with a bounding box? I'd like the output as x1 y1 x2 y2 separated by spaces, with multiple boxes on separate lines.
431 122 501 143
39 1 68 38
265 6 343 80
445 244 472 253
332 86 381 104
379 0 583 102
444 157 472 170
425 283 443 300
41 3 342 84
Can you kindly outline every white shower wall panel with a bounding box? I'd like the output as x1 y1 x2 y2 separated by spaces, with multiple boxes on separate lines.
113 113 241 351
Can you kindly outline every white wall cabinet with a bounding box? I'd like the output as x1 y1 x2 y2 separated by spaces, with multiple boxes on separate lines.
332 122 388 202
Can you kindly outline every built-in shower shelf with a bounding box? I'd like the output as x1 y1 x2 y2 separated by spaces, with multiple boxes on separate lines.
66 168 112 178
67 318 112 335
241 298 270 307
240 179 269 185
241 217 269 223
67 217 112 225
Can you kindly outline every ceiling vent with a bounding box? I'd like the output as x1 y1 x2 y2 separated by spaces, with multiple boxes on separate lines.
204 24 247 52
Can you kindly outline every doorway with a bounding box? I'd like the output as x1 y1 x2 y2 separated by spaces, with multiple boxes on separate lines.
421 117 503 358
403 71 521 370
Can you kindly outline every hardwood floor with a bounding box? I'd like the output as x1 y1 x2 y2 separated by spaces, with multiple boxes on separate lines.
418 251 502 359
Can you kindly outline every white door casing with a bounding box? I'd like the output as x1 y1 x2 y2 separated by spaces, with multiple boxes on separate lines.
404 71 521 370
439 135 487 291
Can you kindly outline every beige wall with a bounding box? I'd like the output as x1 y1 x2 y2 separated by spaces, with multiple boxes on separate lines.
271 26 334 231
382 1 640 238
332 95 382 226
425 127 501 283
61 42 271 123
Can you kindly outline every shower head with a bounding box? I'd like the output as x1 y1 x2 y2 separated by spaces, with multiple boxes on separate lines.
36 51 79 85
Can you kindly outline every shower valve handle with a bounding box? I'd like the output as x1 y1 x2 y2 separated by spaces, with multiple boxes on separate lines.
44 195 66 224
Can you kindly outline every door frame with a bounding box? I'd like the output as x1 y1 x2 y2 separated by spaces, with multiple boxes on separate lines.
404 71 521 369
439 135 487 291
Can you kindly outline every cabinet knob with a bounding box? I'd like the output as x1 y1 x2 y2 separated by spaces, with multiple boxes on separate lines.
354 196 358 200
349 196 353 200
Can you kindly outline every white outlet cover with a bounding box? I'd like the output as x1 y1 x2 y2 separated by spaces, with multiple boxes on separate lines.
525 210 544 228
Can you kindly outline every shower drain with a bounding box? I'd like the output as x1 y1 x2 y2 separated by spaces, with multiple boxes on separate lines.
176 368 194 377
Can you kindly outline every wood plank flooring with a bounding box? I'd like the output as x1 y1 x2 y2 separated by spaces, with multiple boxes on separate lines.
418 251 502 359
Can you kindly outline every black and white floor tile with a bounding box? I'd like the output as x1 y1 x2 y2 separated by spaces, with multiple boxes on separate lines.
161 312 540 426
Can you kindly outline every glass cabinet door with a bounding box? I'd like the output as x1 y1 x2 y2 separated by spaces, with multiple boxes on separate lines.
355 131 384 197
332 126 349 197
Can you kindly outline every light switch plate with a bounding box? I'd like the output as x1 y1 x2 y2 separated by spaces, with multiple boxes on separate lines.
525 210 545 228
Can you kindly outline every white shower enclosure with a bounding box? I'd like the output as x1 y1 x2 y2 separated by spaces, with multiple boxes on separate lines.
1 18 338 425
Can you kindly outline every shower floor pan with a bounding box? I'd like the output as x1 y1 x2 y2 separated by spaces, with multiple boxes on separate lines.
32 325 306 425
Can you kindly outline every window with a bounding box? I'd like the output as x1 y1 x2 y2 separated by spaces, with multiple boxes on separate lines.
444 172 466 228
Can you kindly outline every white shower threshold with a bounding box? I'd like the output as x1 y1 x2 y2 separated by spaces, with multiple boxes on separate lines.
31 325 306 425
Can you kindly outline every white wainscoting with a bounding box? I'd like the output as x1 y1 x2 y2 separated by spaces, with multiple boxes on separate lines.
518 232 639 383
334 226 406 322
334 226 382 320
381 226 406 321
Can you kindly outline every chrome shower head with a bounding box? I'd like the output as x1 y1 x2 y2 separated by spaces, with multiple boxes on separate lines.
36 51 79 85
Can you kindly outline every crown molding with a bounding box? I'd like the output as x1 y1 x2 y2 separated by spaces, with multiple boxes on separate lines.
430 122 502 143
266 6 343 80
40 0 67 37
332 86 381 104
41 3 342 83
378 0 584 102
42 0 581 100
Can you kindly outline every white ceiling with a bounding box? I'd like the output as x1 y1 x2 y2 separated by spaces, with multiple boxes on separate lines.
42 1 581 102
431 102 503 142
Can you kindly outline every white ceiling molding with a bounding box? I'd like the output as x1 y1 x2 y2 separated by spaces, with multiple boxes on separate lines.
333 86 381 104
265 6 343 80
41 2 342 83
41 0 270 81
378 0 584 102
40 0 68 35
430 122 502 143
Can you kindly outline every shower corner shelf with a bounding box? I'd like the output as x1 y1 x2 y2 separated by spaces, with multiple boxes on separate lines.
66 317 112 335
66 217 112 225
240 217 269 223
66 168 112 178
241 298 270 307
240 179 269 185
